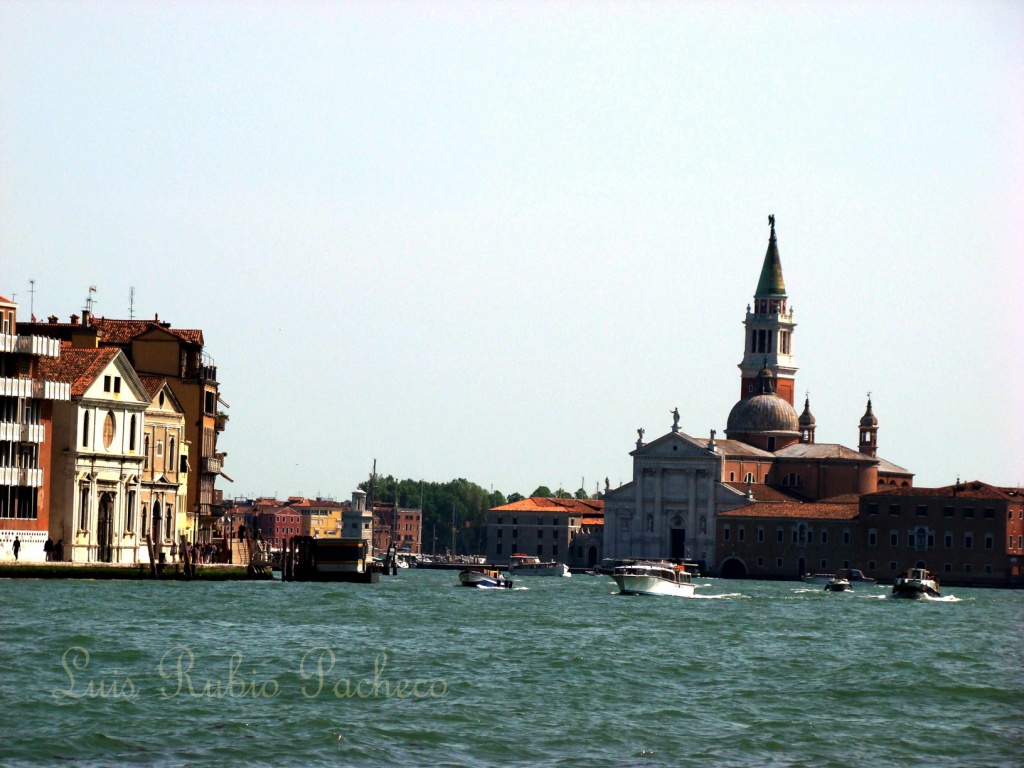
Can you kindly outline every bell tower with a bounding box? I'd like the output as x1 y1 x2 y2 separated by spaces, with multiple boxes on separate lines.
739 215 797 406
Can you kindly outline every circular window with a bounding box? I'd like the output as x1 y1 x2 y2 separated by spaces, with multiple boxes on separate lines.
103 411 116 449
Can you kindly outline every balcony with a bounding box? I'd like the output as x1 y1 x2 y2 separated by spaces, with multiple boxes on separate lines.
0 466 43 487
0 377 32 398
0 422 45 443
18 335 62 357
203 456 223 474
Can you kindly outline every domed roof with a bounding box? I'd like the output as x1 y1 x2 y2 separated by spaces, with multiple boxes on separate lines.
727 393 801 436
860 398 878 427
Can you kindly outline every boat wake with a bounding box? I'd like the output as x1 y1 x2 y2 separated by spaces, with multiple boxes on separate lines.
689 592 745 600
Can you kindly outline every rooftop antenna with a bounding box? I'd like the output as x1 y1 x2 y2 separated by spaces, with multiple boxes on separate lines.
129 286 136 320
85 285 98 313
29 279 36 319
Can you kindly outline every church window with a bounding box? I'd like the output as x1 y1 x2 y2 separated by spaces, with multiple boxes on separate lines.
129 415 137 451
102 411 116 449
82 412 90 448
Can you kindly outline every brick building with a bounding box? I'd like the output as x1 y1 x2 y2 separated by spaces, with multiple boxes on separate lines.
486 497 604 566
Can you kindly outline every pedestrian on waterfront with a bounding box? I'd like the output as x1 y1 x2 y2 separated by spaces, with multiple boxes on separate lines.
170 541 178 562
44 537 54 561
12 536 20 561
55 539 64 561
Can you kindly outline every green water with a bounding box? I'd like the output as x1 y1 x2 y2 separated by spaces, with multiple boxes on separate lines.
0 571 1020 767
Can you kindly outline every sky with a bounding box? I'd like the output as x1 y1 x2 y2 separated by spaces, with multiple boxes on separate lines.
2 1 1022 500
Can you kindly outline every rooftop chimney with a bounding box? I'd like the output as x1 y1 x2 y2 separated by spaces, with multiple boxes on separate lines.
70 314 79 325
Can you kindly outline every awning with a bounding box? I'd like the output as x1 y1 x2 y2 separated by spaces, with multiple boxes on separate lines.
219 470 235 483
217 394 231 408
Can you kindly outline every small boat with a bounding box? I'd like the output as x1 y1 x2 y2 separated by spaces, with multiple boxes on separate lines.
824 577 852 592
801 573 835 585
892 568 941 599
838 568 876 585
508 553 571 578
458 567 513 589
612 562 694 597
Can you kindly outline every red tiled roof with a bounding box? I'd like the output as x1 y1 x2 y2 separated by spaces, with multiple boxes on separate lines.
581 516 604 526
865 481 1010 501
490 497 605 514
92 318 204 346
138 375 168 399
0 295 13 304
718 501 859 520
723 482 808 502
38 347 121 397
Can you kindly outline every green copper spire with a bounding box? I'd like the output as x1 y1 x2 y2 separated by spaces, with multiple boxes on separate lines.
754 214 787 298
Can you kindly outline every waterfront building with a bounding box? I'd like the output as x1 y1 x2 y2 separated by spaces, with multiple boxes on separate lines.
290 497 345 538
342 489 373 547
39 346 150 563
603 218 914 572
0 296 70 561
485 497 604 565
20 312 229 544
370 501 422 554
138 376 190 560
252 504 303 550
568 511 604 569
858 481 1024 586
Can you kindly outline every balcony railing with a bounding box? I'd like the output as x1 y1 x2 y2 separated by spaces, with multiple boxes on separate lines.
32 380 70 401
0 378 32 398
203 456 223 474
0 422 45 443
0 334 62 357
0 466 43 487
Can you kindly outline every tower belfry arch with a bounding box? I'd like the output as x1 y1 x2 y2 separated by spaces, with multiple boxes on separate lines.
739 215 798 406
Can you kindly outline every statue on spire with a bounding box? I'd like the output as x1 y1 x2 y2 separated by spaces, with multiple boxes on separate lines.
768 214 775 231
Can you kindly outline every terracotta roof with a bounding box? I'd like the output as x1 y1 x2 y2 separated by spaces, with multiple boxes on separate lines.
581 516 604 526
774 443 877 462
38 347 121 397
92 318 204 346
875 457 913 475
694 438 775 458
288 498 343 509
818 493 862 504
723 483 808 502
865 481 1011 501
718 501 859 521
0 295 13 304
138 375 168 399
490 497 605 514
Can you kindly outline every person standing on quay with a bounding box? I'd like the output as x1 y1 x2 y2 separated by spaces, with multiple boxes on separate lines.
44 537 53 561
12 536 21 561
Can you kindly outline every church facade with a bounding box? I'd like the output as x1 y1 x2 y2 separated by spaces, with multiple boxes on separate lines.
603 217 913 572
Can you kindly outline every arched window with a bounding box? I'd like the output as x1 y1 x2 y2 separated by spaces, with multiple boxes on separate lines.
103 411 116 449
169 437 176 467
166 502 173 539
129 415 137 451
744 472 755 483
82 411 90 448
79 485 89 530
781 472 803 487
125 490 136 532
141 504 148 539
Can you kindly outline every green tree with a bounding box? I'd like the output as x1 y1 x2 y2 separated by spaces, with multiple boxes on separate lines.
532 486 553 498
574 487 589 500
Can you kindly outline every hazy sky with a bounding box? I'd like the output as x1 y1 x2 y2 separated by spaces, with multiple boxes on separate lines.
2 1 1022 499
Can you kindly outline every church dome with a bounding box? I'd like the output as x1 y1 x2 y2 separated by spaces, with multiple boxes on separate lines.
726 393 801 436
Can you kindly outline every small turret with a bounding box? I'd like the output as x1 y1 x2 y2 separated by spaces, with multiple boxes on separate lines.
859 396 878 457
799 394 816 444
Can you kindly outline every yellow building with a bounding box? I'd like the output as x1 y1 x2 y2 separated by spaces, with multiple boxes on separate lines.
291 498 345 538
138 376 190 561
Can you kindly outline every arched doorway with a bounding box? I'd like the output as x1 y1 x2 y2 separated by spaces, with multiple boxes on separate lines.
152 501 163 543
719 557 748 579
797 556 807 577
96 493 113 563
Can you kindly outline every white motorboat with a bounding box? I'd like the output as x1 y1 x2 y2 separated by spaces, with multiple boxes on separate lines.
892 568 941 599
458 567 513 589
508 553 571 578
838 568 876 585
612 562 695 597
801 573 835 585
824 577 852 592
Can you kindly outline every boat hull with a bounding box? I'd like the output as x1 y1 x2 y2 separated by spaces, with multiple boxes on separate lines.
891 582 941 599
458 570 512 589
509 563 571 577
824 579 851 592
613 574 695 597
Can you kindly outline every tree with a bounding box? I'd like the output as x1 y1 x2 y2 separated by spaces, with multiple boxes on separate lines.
574 487 589 500
531 486 553 498
507 492 525 503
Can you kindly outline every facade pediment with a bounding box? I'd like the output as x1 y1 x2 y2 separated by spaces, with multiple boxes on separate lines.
80 352 152 406
632 431 716 460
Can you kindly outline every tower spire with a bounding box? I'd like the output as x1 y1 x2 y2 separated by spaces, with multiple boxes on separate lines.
738 216 798 405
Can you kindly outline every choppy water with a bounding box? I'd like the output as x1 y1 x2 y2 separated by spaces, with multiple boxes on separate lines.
0 571 1021 767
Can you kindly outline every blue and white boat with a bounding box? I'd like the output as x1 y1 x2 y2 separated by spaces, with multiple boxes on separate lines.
458 566 513 589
